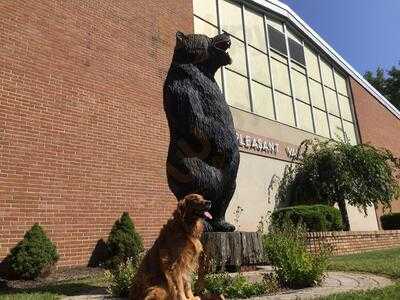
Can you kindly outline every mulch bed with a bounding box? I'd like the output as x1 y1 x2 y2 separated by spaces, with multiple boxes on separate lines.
2 266 105 290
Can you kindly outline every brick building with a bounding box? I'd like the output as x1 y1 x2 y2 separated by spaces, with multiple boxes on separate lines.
1 0 399 268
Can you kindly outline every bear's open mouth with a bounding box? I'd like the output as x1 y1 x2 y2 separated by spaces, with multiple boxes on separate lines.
214 39 231 51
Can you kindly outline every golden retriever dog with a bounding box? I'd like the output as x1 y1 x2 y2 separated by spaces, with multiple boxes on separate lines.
130 193 212 300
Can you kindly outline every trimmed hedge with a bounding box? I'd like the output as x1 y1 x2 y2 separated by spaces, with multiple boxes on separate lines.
9 223 59 279
380 213 400 230
271 205 343 232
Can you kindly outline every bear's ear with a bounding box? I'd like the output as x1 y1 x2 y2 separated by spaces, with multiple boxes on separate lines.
175 31 186 49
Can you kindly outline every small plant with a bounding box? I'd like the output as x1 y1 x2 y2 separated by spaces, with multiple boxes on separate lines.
233 206 244 230
201 272 276 298
257 210 272 234
263 219 331 289
104 257 137 297
271 205 343 232
106 212 144 268
380 213 400 230
9 223 59 280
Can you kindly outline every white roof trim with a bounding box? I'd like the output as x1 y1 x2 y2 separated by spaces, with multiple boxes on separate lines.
245 0 400 119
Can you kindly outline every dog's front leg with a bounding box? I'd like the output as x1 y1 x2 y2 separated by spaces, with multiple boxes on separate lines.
183 275 200 300
174 273 189 300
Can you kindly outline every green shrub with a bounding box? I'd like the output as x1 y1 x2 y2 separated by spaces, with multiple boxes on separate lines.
381 213 400 230
9 224 59 280
106 212 143 268
263 220 330 289
104 257 137 297
201 272 278 298
271 205 343 232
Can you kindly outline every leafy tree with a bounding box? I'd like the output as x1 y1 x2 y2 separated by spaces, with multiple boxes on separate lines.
364 64 400 110
277 139 400 230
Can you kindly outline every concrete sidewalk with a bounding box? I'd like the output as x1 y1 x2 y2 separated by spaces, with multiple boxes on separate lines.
63 271 394 300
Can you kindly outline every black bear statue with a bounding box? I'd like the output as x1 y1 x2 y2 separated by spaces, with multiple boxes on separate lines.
163 31 240 232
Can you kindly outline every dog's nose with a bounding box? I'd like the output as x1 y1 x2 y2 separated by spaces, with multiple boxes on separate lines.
205 200 212 209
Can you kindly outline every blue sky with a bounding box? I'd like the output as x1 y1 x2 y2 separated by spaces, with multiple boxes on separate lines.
279 0 400 75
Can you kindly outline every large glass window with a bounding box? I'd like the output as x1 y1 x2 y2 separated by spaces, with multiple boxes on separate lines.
252 82 274 119
314 108 330 138
248 47 270 85
320 59 335 89
275 91 295 126
193 0 218 24
245 9 266 52
271 57 291 95
305 46 320 81
225 70 250 111
193 0 358 143
295 100 313 132
220 0 243 39
292 68 309 102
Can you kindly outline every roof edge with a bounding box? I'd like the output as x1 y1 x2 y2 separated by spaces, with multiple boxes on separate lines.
246 0 400 120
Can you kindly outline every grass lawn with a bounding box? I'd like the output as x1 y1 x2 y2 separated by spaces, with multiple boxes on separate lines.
321 247 400 299
0 274 107 300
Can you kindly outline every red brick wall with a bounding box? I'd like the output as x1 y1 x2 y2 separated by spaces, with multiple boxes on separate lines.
307 230 400 256
350 78 400 227
0 1 193 268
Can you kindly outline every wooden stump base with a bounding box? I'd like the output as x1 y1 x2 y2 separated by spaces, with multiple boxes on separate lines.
201 231 265 272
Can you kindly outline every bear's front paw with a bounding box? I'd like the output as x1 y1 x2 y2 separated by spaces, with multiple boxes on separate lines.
211 220 235 232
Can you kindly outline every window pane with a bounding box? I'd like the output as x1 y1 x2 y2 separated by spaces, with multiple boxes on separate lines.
249 47 270 85
275 91 295 126
215 68 222 90
292 62 306 74
309 79 325 109
225 70 250 111
343 120 357 145
314 108 330 137
245 9 266 51
335 70 348 96
325 87 339 115
271 58 291 95
292 69 309 102
252 82 274 119
220 0 244 40
266 17 283 32
287 28 302 44
194 17 218 37
329 114 343 140
289 39 305 65
296 100 314 132
228 37 247 75
268 25 287 55
339 94 353 121
305 45 320 81
270 50 287 64
193 0 218 25
320 59 335 88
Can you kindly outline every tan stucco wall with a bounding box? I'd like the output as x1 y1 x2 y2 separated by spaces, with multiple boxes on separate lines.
226 152 289 232
346 204 379 231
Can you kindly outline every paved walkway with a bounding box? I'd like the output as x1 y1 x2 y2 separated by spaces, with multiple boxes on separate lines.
63 271 394 300
243 271 394 299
